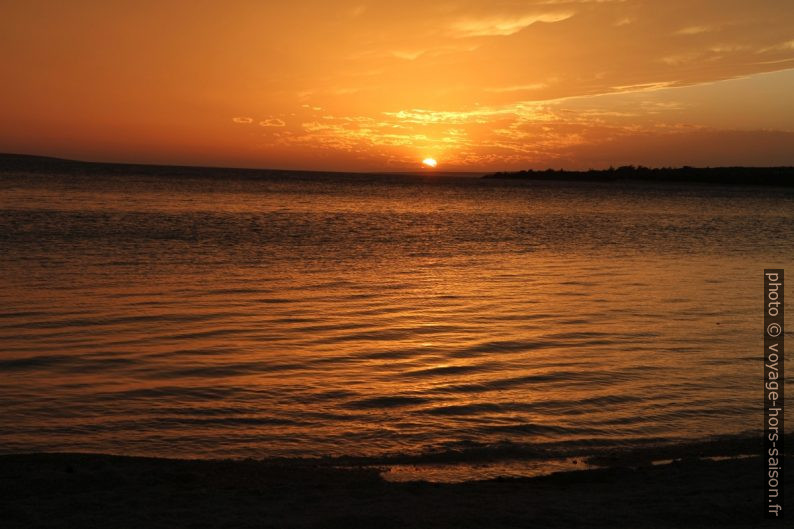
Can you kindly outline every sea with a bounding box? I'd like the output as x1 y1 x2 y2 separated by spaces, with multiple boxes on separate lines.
1 168 792 479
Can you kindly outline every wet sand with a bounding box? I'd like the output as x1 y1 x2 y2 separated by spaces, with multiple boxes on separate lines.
2 448 789 528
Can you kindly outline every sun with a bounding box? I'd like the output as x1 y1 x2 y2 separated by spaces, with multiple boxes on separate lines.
422 157 438 168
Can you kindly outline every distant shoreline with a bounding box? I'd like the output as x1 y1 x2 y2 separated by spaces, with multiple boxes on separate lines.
485 165 794 187
0 152 361 180
2 153 793 186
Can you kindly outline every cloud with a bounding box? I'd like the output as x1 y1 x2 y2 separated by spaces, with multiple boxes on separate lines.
660 52 702 66
611 81 679 93
259 118 286 127
449 12 574 38
256 68 794 170
391 50 426 60
676 25 712 35
383 106 525 125
232 116 254 124
757 40 794 53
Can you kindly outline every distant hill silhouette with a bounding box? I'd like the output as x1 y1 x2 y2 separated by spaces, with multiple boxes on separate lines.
484 165 794 187
0 153 341 179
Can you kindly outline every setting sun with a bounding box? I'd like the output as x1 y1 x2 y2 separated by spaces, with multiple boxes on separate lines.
422 158 438 168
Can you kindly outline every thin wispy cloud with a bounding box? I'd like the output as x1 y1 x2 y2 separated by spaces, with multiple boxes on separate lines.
676 25 712 35
449 12 574 37
259 118 286 127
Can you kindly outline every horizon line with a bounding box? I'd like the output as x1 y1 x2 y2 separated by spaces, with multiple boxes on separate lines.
2 152 793 176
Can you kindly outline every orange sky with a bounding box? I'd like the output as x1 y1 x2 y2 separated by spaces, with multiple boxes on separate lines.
2 1 794 171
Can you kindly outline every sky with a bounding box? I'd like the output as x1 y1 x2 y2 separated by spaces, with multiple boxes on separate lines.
2 0 794 171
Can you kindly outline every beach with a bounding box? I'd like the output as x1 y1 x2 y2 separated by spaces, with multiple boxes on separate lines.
2 441 790 528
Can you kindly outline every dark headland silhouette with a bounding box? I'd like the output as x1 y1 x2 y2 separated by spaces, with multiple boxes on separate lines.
2 153 793 186
485 165 794 187
0 153 348 179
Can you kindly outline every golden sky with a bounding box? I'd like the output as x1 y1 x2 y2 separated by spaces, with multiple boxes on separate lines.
2 0 794 171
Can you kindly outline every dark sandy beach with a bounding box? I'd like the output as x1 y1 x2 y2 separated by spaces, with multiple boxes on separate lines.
2 441 790 529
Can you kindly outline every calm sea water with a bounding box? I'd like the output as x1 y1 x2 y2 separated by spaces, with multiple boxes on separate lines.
1 170 792 465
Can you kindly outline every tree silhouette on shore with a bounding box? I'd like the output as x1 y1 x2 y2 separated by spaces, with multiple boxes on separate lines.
485 165 794 186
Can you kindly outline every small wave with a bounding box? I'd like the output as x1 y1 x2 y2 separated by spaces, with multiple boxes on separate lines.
343 395 432 409
400 364 488 378
419 403 505 416
142 361 306 379
440 370 588 393
0 355 69 370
